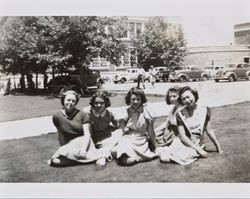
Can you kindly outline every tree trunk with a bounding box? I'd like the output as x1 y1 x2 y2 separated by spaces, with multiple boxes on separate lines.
36 71 38 89
20 73 26 91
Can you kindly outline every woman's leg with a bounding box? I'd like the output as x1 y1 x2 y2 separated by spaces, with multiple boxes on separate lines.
50 156 78 167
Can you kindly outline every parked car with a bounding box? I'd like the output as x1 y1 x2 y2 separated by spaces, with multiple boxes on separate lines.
160 66 184 82
113 68 149 84
152 66 168 82
48 68 103 93
168 65 209 82
214 63 250 82
205 65 224 78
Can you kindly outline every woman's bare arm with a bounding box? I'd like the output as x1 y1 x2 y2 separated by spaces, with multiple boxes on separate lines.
205 121 223 153
178 125 208 158
148 121 157 151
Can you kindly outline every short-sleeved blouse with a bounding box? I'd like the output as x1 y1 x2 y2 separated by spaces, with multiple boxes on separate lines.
52 108 90 143
123 105 153 123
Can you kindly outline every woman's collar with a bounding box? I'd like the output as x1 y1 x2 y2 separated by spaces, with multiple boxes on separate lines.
91 108 107 117
129 105 143 113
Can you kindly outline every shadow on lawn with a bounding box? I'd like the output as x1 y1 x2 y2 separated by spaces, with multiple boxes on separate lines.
0 102 250 182
8 88 117 99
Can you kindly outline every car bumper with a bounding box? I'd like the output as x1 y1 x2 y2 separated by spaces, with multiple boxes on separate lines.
168 76 178 81
214 76 229 81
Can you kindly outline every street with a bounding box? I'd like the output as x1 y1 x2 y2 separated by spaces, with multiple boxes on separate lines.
102 79 250 107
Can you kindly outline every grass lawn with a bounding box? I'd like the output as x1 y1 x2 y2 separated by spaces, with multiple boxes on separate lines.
0 92 164 122
0 96 249 182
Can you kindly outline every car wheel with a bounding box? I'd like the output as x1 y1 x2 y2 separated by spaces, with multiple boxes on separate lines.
247 74 250 81
97 81 103 88
163 76 168 82
120 78 126 84
179 76 187 82
202 75 208 81
228 75 235 82
215 79 219 82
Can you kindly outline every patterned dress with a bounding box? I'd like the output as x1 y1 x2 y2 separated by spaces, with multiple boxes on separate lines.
156 105 180 147
111 105 157 162
48 108 99 164
160 105 210 165
86 107 122 159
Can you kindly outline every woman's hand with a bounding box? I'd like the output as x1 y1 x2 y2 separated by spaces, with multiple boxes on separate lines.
197 148 208 158
217 147 223 154
74 148 87 159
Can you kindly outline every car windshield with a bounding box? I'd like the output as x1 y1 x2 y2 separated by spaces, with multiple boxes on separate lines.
225 64 236 68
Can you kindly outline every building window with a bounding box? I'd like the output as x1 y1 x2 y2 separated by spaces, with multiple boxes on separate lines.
136 23 142 36
129 22 135 39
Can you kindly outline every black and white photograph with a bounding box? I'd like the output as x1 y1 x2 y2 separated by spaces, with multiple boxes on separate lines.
0 0 250 198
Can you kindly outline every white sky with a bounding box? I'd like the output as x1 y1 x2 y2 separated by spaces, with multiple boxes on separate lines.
1 0 250 48
182 16 250 47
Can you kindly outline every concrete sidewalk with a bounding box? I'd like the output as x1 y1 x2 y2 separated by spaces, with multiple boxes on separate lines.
0 101 171 140
1 80 250 141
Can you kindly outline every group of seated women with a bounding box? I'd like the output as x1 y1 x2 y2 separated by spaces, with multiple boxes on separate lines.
47 86 223 167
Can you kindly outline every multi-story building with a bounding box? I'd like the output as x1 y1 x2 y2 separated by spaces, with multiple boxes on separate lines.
120 16 182 67
90 16 182 71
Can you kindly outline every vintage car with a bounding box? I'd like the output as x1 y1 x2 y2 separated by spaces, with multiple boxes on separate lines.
205 65 224 78
152 66 168 82
214 63 250 82
160 66 184 82
48 68 103 93
168 65 209 82
113 68 149 84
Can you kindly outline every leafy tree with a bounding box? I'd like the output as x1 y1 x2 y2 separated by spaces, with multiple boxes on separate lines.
135 17 187 70
0 16 127 90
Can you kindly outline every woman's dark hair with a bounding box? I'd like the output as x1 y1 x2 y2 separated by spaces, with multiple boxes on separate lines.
60 90 80 106
166 86 180 105
178 86 199 105
89 91 111 107
125 87 147 105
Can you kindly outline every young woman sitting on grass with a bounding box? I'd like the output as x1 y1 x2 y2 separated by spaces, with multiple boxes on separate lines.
85 91 123 166
155 86 181 147
47 90 99 167
158 86 223 165
111 87 158 166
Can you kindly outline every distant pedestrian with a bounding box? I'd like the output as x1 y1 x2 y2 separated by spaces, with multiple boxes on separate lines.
137 66 145 89
149 65 156 88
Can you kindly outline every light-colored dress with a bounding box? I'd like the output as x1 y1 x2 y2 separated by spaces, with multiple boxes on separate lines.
160 105 209 165
85 107 122 159
48 108 100 164
111 105 157 162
